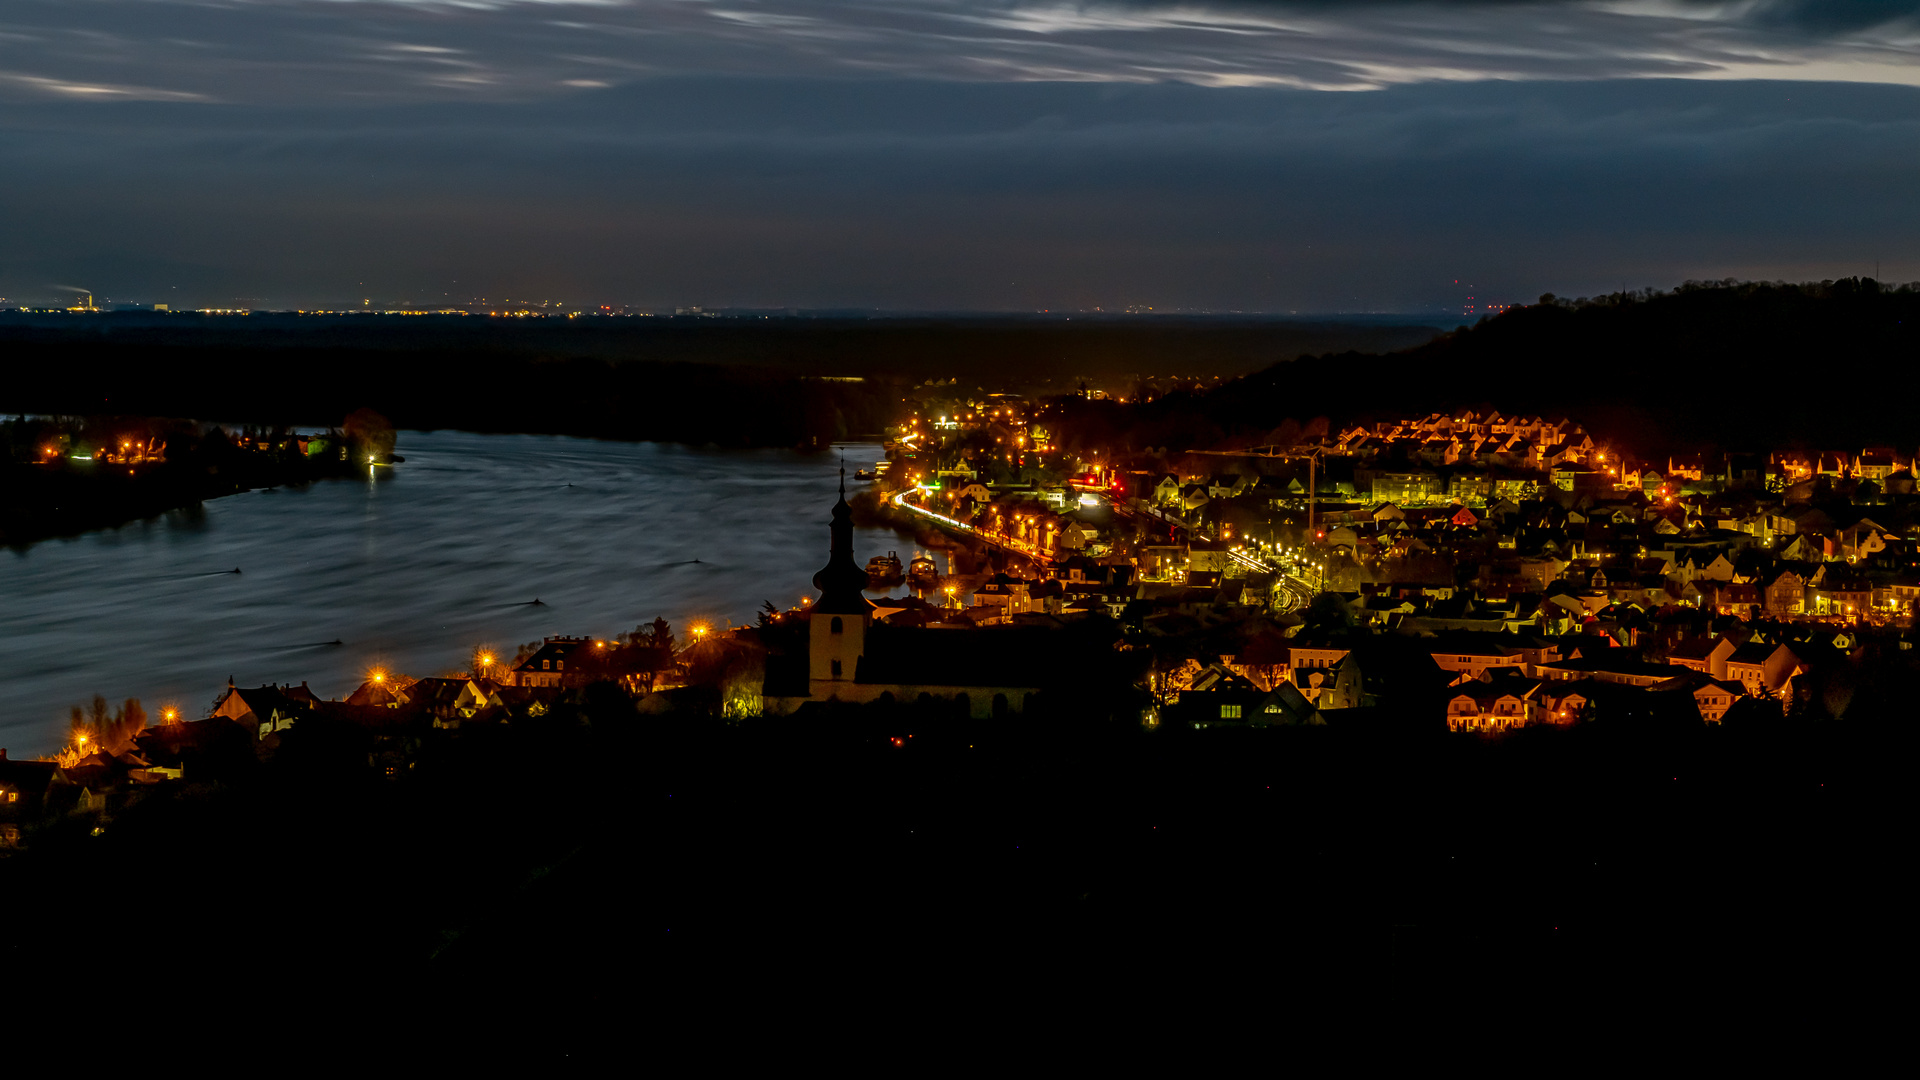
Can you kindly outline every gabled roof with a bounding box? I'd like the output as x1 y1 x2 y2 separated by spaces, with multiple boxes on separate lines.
1726 642 1783 665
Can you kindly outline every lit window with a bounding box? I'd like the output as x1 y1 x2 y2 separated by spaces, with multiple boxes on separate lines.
1221 705 1242 719
556 661 563 671
542 660 550 670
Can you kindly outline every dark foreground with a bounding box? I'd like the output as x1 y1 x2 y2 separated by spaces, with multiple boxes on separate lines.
3 708 1899 1059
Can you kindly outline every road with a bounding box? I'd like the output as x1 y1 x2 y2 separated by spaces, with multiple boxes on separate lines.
888 487 1048 568
892 484 1319 611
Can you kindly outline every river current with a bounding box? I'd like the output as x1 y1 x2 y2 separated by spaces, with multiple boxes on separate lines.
0 432 906 755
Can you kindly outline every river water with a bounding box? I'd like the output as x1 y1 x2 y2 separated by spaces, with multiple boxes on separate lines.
0 432 907 756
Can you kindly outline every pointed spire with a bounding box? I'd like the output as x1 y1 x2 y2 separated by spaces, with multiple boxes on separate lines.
814 461 874 614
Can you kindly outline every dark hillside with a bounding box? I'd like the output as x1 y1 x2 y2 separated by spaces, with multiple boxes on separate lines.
1182 279 1920 458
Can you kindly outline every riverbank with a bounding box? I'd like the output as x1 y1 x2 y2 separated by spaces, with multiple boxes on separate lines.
0 417 380 547
0 433 899 756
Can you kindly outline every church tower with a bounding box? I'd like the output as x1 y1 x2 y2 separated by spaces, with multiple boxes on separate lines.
809 468 874 691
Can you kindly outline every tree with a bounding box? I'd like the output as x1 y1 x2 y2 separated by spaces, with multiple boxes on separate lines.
637 617 675 652
342 407 396 463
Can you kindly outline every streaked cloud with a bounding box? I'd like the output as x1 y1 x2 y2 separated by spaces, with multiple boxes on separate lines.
0 71 209 101
1 2 1915 311
4 1 1920 105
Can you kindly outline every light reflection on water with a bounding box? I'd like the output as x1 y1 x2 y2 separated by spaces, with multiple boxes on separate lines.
0 432 906 756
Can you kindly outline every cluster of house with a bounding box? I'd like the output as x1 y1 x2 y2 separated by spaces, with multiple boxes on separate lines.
14 415 1916 850
0 637 691 848
1154 617 1859 733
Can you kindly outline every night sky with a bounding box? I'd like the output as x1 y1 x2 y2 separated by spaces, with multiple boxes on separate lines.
5 1 1920 312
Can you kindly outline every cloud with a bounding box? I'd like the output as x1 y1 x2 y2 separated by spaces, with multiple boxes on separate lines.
3 1 1920 105
0 71 209 101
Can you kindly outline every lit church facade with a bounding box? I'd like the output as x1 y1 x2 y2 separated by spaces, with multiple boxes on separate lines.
762 478 1047 718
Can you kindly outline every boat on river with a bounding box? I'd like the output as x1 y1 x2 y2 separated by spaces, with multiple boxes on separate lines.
908 551 938 591
866 550 905 589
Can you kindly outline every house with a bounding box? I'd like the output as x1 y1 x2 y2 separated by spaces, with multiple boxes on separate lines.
1286 643 1352 701
1805 566 1872 617
1172 671 1323 727
1207 474 1253 499
1763 569 1807 617
1832 520 1889 563
210 681 315 737
1724 642 1803 699
971 573 1035 619
346 674 413 707
1535 678 1605 722
1686 553 1737 582
1153 475 1182 506
1427 641 1527 683
1534 653 1682 688
0 749 61 819
1666 635 1738 679
1650 671 1746 723
1371 472 1442 505
453 678 509 716
1445 674 1544 732
1854 447 1902 481
509 636 595 688
1188 539 1234 574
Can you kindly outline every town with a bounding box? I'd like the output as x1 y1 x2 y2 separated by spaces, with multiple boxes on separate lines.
0 411 399 545
6 391 1915 845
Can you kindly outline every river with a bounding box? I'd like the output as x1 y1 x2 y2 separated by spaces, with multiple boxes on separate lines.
0 432 909 756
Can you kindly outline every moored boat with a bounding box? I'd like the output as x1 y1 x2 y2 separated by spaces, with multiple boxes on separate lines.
908 551 938 590
866 550 905 588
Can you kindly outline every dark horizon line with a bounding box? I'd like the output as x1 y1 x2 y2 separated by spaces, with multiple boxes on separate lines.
0 307 1457 323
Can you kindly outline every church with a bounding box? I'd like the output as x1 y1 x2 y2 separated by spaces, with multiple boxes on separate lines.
761 475 1055 718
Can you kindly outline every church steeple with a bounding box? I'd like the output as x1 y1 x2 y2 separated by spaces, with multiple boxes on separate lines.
812 465 873 614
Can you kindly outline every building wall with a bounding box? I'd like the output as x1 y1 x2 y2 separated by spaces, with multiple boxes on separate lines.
809 610 867 683
767 682 1043 719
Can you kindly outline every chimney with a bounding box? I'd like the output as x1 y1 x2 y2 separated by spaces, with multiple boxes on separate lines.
0 748 7 761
